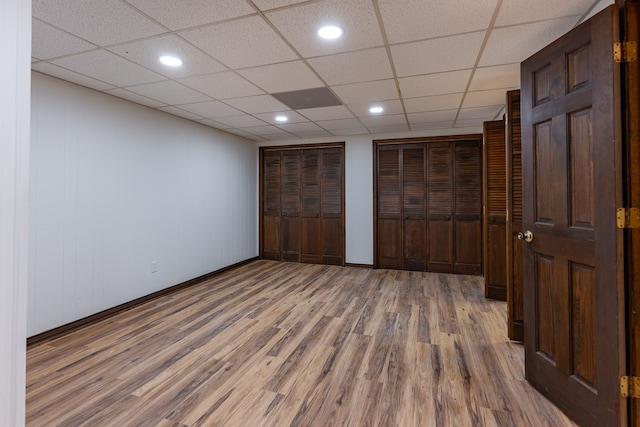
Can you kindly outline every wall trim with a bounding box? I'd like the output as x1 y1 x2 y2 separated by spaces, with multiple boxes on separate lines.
27 257 259 347
344 263 374 269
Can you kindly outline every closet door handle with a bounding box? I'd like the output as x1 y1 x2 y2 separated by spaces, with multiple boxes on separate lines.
283 211 287 217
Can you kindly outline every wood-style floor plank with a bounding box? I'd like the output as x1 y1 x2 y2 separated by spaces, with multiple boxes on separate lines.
26 260 577 426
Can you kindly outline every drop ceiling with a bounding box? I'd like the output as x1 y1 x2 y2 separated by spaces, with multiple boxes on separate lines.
31 0 613 141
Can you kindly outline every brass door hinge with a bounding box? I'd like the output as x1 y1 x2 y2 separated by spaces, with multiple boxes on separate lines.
614 41 637 63
616 207 640 228
620 376 640 398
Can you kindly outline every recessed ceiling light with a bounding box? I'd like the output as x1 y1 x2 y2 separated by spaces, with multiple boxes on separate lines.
275 115 288 122
159 55 183 66
318 25 343 40
369 106 384 113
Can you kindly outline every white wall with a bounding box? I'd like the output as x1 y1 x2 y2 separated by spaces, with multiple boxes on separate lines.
257 126 481 265
29 73 258 336
1 0 30 425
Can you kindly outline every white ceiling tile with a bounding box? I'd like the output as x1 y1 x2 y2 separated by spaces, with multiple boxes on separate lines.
403 93 463 114
293 130 334 138
398 70 472 98
330 127 369 136
214 115 269 128
479 17 579 67
457 105 503 121
223 128 261 140
379 0 498 44
179 15 298 69
331 80 398 104
392 32 485 77
32 64 116 91
178 71 264 99
348 99 404 117
455 118 486 129
408 110 458 124
124 0 255 30
175 101 243 118
316 118 364 131
223 95 288 114
253 0 311 11
195 119 233 129
468 64 520 91
308 48 393 86
32 19 96 59
237 61 323 93
495 0 591 26
299 105 354 121
157 106 205 121
103 88 167 108
265 0 384 57
462 89 509 109
360 114 407 127
125 80 211 105
253 111 309 124
50 50 165 87
241 125 293 137
32 0 165 46
107 34 227 78
276 122 323 133
411 121 455 131
367 124 411 134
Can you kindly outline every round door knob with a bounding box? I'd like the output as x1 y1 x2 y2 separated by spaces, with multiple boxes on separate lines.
517 230 534 242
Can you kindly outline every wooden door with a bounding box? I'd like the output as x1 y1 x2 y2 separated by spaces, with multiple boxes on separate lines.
483 120 507 299
521 6 624 426
376 144 426 270
261 145 344 266
505 90 524 342
454 141 483 275
281 150 301 262
262 150 281 260
427 142 454 273
320 147 344 265
622 1 640 424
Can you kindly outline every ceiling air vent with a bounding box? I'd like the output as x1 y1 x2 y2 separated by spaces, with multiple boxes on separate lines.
271 87 342 110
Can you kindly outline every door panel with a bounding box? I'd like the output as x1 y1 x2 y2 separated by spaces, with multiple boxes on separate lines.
484 120 507 300
427 142 454 273
281 151 301 261
377 147 403 269
301 149 321 263
403 146 426 270
454 141 482 275
506 90 524 341
262 151 281 260
521 6 624 426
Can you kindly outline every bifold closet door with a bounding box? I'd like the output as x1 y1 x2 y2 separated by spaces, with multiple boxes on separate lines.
454 141 482 275
426 142 454 273
376 145 426 270
261 145 344 266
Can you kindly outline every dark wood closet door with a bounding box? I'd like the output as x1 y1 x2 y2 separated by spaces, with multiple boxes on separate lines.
402 146 427 271
377 146 403 269
320 147 344 265
483 120 507 299
301 149 322 264
427 142 454 273
281 150 301 262
454 141 482 275
505 90 524 341
262 150 281 260
521 6 623 425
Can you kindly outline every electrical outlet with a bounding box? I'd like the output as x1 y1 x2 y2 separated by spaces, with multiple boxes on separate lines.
151 261 158 273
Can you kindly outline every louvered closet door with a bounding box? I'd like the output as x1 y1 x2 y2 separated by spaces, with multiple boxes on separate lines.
301 149 322 264
377 146 403 269
484 120 507 299
427 142 454 273
262 151 282 260
454 141 482 274
402 145 426 271
281 150 301 262
320 147 344 265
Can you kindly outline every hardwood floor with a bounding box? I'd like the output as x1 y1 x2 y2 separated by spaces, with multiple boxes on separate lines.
26 260 577 427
